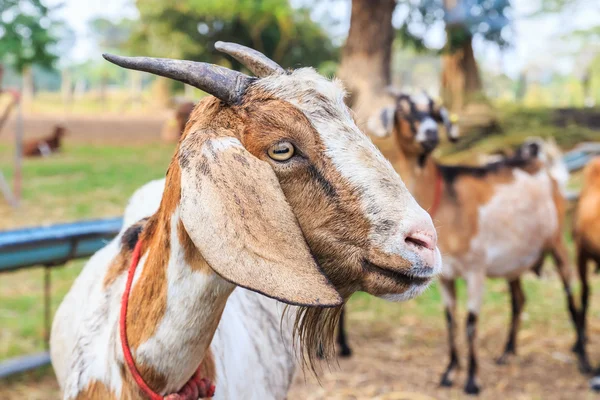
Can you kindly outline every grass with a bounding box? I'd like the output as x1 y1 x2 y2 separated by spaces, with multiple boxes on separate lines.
0 143 174 229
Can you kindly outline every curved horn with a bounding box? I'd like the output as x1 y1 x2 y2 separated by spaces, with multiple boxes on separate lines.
215 41 285 77
102 54 252 104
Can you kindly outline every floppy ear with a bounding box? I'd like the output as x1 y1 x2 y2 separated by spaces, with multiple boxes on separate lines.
367 106 396 138
178 131 342 307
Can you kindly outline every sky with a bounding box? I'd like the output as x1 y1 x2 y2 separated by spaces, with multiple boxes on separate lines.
46 0 599 79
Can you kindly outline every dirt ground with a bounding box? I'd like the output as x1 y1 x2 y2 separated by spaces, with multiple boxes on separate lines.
0 113 169 145
287 317 600 400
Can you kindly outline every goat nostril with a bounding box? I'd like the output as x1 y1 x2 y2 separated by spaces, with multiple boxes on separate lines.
406 236 428 249
405 232 435 251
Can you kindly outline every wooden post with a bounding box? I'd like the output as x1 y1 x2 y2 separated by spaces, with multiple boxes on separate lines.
14 97 23 206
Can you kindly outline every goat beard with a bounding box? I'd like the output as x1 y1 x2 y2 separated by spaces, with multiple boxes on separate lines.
288 303 345 378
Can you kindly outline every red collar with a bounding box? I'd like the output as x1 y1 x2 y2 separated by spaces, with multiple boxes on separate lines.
120 240 163 400
119 240 215 399
429 167 443 218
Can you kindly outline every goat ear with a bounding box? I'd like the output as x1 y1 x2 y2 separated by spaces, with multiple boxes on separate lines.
178 132 342 307
367 106 396 138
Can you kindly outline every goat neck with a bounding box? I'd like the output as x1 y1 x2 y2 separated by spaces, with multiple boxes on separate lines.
111 158 232 396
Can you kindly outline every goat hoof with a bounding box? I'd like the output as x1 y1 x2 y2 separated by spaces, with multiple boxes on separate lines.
464 380 480 395
590 375 600 391
339 346 352 358
439 375 454 388
496 351 514 365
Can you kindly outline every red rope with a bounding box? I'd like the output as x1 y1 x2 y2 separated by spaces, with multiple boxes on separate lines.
120 240 163 400
429 167 443 218
120 239 215 399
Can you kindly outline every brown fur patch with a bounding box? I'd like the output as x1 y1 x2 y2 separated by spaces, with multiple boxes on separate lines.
178 220 211 273
74 380 116 399
126 160 181 350
103 251 131 289
574 158 600 254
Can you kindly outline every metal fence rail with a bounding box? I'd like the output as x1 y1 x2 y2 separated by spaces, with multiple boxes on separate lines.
0 217 122 379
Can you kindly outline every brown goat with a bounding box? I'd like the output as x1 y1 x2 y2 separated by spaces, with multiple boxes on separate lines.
347 91 581 394
573 157 600 389
23 125 66 157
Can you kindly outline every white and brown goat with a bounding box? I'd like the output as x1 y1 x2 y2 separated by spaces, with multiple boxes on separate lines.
50 43 442 399
345 92 581 395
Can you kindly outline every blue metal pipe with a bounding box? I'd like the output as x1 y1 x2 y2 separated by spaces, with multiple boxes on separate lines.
0 352 51 379
0 217 123 272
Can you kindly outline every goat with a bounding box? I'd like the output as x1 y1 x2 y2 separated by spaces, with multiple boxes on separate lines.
573 157 600 391
356 91 582 395
50 43 442 400
23 125 66 157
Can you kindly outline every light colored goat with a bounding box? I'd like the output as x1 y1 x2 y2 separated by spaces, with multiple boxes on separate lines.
367 92 581 395
50 43 442 400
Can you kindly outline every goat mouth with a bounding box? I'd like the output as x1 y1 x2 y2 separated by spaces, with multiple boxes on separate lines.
363 260 432 286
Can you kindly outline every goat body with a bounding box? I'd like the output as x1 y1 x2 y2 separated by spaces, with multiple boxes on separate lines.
23 125 65 157
357 93 581 394
573 157 600 386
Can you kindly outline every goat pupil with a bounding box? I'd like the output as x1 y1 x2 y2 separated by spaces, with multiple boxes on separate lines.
274 147 289 154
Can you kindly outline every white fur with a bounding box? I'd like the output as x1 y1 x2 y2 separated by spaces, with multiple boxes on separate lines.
415 117 437 142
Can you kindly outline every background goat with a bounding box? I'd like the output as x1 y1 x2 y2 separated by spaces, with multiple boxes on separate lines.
350 91 581 395
573 156 600 390
50 43 441 399
23 125 66 157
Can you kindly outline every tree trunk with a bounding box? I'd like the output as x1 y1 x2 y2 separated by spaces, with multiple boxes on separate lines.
338 0 396 126
130 70 143 108
152 77 171 109
22 67 35 105
440 0 483 111
440 34 483 111
61 69 73 109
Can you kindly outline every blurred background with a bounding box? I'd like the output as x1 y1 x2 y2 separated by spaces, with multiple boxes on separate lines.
1 0 600 399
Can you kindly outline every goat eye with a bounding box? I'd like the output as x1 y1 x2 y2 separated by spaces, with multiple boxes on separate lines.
267 142 295 161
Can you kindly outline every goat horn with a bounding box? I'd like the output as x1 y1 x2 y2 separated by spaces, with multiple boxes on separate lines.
215 41 285 77
102 54 252 104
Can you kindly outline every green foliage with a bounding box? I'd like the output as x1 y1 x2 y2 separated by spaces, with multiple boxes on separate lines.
89 17 136 54
0 0 61 72
397 0 512 52
129 0 338 71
